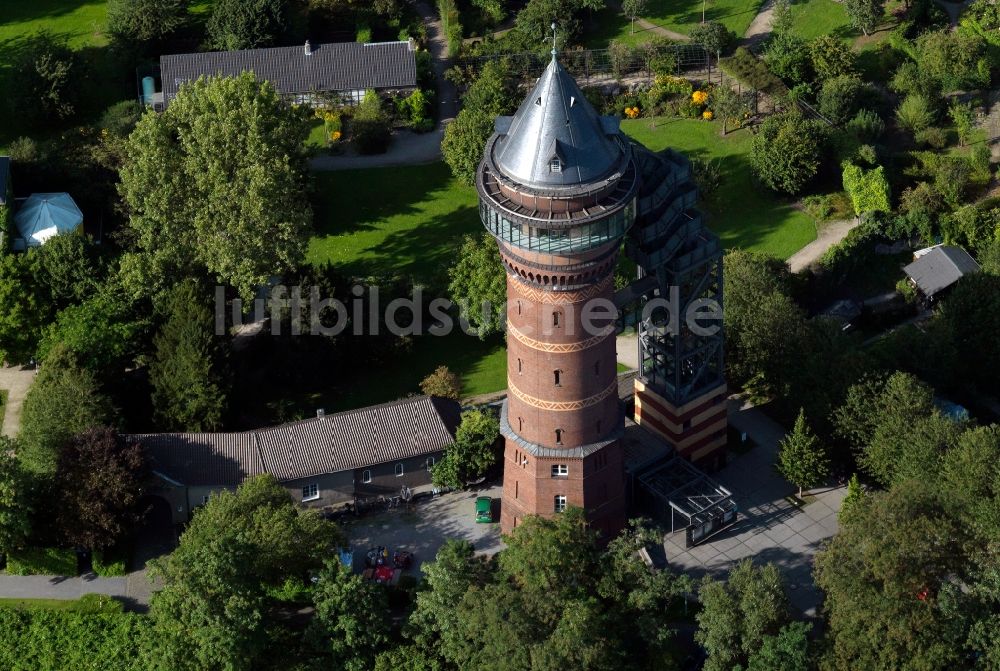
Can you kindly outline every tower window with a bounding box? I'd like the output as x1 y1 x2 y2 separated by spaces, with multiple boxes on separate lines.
594 360 600 376
553 311 560 327
554 369 561 386
517 300 522 315
518 416 523 432
555 428 563 444
554 495 567 513
550 157 562 173
551 464 568 477
597 419 602 434
518 358 523 374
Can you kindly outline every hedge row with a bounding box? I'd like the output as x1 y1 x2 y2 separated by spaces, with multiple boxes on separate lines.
6 548 77 576
0 609 148 671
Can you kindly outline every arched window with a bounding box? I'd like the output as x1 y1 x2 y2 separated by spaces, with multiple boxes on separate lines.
555 428 563 444
554 369 562 386
518 358 523 374
552 311 560 327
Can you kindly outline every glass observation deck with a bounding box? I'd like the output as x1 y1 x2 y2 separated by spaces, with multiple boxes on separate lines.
479 199 636 254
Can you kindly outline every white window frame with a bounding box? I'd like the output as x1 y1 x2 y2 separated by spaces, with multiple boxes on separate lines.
426 456 436 471
554 495 567 513
362 469 372 484
395 463 405 477
551 464 569 478
302 483 320 502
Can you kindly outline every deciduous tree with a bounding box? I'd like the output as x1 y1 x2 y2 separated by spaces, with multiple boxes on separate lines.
447 233 506 339
0 442 32 557
749 112 827 195
10 32 81 126
119 72 312 302
308 560 391 671
55 428 147 551
420 365 462 400
432 409 499 489
844 0 883 35
206 0 287 51
621 0 648 35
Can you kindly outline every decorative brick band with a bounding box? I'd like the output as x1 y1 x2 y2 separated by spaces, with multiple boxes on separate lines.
507 323 615 352
509 273 612 304
507 379 619 411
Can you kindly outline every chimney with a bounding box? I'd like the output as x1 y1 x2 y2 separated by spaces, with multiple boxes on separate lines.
316 408 325 419
304 40 312 56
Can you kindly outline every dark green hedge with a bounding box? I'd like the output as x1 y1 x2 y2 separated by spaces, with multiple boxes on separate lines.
0 609 148 671
6 548 77 576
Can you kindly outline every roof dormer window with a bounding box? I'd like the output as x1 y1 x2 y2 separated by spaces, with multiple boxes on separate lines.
550 157 562 173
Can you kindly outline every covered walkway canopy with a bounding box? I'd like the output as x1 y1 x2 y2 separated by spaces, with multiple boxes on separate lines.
14 193 83 247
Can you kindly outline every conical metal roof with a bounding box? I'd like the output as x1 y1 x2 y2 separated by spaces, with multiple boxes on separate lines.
493 56 624 189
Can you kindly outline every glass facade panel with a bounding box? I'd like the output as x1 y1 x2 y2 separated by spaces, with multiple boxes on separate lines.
481 200 635 254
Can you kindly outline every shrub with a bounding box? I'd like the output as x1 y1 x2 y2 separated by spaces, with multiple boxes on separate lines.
855 143 879 166
895 93 936 134
92 547 128 577
846 109 885 143
809 35 857 81
11 32 82 127
720 47 786 95
818 75 867 124
914 126 948 149
900 181 943 217
689 21 736 56
970 143 992 182
934 157 971 207
692 158 724 196
949 100 976 145
356 22 372 43
206 0 286 51
749 113 828 195
842 162 891 215
7 548 77 576
896 277 919 303
7 137 41 163
764 33 812 85
644 37 679 76
803 192 854 221
420 365 462 400
0 609 147 670
438 0 463 56
107 0 187 48
396 89 433 132
352 91 392 154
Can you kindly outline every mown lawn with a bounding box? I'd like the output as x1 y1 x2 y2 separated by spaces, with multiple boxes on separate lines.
788 0 855 41
583 5 660 48
642 0 763 37
622 117 818 259
308 162 481 288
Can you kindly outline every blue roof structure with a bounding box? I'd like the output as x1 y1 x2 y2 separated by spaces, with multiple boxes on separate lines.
14 193 83 246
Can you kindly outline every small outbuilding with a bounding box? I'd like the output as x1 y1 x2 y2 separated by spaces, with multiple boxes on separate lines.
903 244 981 301
14 192 83 248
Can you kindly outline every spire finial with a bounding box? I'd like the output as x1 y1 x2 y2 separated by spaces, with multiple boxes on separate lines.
551 21 557 60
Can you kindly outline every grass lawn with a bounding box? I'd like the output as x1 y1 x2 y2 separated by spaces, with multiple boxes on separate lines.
308 162 481 288
788 0 856 41
307 118 329 148
583 5 660 48
0 594 123 614
643 0 763 37
0 0 108 49
622 117 818 259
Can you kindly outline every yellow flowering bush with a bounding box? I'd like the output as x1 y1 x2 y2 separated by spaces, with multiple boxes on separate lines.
691 90 708 105
624 105 641 119
703 110 714 120
330 130 342 141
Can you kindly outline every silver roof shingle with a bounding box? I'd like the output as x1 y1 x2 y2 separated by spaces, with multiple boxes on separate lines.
131 396 460 487
904 245 981 298
160 40 417 102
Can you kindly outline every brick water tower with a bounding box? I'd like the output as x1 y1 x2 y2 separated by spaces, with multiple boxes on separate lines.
476 48 639 537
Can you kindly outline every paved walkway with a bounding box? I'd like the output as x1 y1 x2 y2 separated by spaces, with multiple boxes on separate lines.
742 0 777 49
786 218 859 273
616 334 640 370
0 364 36 438
310 0 457 171
664 397 846 617
0 573 127 600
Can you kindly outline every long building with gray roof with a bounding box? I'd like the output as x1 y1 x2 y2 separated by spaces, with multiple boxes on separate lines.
131 395 461 522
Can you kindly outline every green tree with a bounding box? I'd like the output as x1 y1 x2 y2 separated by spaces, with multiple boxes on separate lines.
206 0 287 50
442 61 517 185
420 365 462 400
915 29 989 93
817 75 866 124
308 560 391 671
749 112 827 195
770 0 793 34
809 34 857 81
34 232 102 309
37 288 144 373
746 621 811 671
895 93 935 134
695 560 792 671
0 441 32 557
432 409 499 489
107 0 189 48
147 474 342 670
689 21 736 56
511 0 602 51
149 280 227 432
621 0 648 35
763 33 811 85
10 32 81 126
935 273 1000 395
447 233 506 339
0 252 51 365
840 472 863 518
54 428 147 551
844 0 883 35
18 346 112 477
841 162 891 216
710 84 750 135
119 72 312 302
352 90 393 155
776 408 829 497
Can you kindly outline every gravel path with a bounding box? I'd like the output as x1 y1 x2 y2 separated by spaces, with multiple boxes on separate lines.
786 218 859 273
742 0 776 49
0 364 36 438
310 0 458 172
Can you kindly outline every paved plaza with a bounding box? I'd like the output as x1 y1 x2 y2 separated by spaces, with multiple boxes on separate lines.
663 398 846 617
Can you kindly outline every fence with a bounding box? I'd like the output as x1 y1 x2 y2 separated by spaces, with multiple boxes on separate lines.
456 43 715 88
